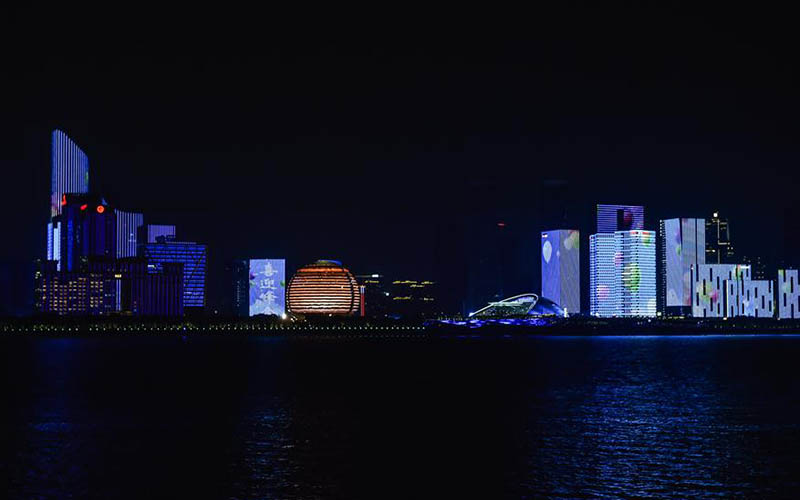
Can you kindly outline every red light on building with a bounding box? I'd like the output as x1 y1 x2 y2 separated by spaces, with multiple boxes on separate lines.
497 222 506 227
96 205 105 214
80 204 88 211
61 194 67 206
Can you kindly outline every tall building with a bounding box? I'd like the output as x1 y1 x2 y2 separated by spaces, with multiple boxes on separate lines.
541 229 580 314
54 194 116 272
116 258 183 317
590 233 617 317
705 212 735 264
116 210 144 259
658 218 705 316
590 230 656 317
616 230 657 317
596 204 644 233
140 239 207 310
47 130 90 264
248 259 286 317
50 130 89 218
777 269 799 319
286 260 360 315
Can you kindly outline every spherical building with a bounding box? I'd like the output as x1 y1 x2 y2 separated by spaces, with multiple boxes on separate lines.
286 260 361 315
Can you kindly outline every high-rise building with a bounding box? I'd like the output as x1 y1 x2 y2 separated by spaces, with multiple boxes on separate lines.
50 130 89 218
140 239 207 310
54 194 116 272
116 210 144 259
590 233 617 317
705 212 735 264
777 269 799 319
596 204 644 233
541 229 580 314
248 259 286 317
616 230 657 317
658 218 705 316
590 230 656 317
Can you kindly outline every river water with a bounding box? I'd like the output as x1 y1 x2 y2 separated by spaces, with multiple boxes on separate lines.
3 334 800 498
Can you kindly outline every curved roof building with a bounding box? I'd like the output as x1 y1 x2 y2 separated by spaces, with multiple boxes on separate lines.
287 260 361 315
469 293 565 318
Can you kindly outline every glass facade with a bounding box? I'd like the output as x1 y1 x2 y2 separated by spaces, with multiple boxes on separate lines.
658 218 705 314
140 241 207 309
590 233 617 317
590 230 656 317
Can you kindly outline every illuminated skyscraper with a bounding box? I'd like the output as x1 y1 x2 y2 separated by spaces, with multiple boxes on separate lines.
616 230 657 317
116 210 144 259
140 239 207 310
55 194 116 272
50 130 89 218
596 204 644 233
690 264 773 318
705 212 735 264
658 218 705 316
590 230 656 317
590 233 617 316
541 229 580 314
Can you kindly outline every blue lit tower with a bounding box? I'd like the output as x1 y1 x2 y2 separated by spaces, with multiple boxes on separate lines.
116 210 144 258
56 194 116 272
541 229 580 314
50 130 90 218
47 130 90 264
140 237 207 310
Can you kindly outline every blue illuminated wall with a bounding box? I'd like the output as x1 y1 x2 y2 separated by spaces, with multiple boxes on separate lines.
50 130 89 218
116 210 144 258
248 259 286 317
140 241 207 309
596 204 644 233
541 230 580 314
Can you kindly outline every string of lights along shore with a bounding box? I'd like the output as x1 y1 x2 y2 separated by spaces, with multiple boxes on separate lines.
31 129 800 320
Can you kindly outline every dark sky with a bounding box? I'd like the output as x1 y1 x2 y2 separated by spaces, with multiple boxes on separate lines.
3 5 800 310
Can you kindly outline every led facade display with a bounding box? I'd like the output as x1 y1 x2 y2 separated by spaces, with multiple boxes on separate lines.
661 218 706 309
590 233 617 317
596 204 644 233
116 210 144 259
249 259 286 317
50 130 89 218
541 230 580 314
777 269 800 319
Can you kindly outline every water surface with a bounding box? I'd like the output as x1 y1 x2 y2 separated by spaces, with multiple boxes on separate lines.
3 334 800 498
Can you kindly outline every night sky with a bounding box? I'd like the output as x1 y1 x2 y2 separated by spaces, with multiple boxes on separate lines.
3 6 800 312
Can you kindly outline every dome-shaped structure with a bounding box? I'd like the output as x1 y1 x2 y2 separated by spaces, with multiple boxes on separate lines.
469 293 565 318
287 260 361 315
